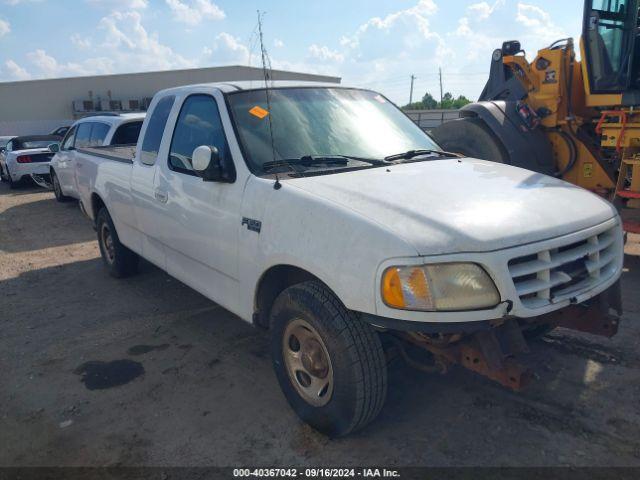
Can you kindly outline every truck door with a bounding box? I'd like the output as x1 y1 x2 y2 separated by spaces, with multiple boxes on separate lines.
55 125 78 193
75 122 110 201
129 94 176 269
153 92 243 312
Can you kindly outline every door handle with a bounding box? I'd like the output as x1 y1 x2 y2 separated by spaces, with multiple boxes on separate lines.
154 189 168 204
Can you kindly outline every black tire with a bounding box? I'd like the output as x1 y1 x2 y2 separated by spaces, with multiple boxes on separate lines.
51 169 72 202
7 169 20 189
96 207 139 278
270 281 387 437
431 117 510 163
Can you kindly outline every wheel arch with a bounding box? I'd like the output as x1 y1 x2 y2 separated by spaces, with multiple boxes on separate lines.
90 192 107 224
253 264 333 329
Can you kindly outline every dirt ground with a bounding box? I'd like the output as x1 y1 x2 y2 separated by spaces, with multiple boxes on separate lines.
1 181 639 468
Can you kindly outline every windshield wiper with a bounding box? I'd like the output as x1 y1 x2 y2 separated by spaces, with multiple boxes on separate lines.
262 155 384 173
383 149 460 162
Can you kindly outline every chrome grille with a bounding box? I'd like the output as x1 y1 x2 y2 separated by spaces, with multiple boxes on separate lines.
508 226 619 309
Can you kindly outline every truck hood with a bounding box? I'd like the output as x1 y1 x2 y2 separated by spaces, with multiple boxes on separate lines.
288 158 618 255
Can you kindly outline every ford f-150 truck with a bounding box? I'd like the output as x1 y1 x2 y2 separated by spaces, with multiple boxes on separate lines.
72 81 624 437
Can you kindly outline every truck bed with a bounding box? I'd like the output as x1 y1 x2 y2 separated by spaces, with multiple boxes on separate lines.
77 145 136 164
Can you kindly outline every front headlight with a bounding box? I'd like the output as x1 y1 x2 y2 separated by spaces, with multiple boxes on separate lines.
381 263 500 311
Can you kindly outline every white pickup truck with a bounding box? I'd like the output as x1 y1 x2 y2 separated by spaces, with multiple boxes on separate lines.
73 81 624 436
49 113 145 201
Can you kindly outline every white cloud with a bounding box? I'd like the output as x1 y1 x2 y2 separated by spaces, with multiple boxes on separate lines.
273 38 284 48
6 10 194 81
516 2 565 43
308 44 344 63
98 11 194 70
203 32 251 64
165 0 225 25
0 18 10 37
467 0 505 21
87 0 148 9
70 34 92 49
26 49 92 77
4 59 30 80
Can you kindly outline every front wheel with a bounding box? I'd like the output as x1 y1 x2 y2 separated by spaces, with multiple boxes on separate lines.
270 281 387 437
96 208 139 278
51 170 72 202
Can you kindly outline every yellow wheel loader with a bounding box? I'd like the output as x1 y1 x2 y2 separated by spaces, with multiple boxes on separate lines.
432 0 640 233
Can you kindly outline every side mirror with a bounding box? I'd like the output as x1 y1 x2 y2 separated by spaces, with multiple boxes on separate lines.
49 143 60 153
192 145 223 182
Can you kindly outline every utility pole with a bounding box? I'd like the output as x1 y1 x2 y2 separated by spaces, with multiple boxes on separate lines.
438 67 443 107
409 74 416 105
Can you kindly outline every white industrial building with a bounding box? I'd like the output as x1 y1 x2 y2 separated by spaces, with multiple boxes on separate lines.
0 66 341 136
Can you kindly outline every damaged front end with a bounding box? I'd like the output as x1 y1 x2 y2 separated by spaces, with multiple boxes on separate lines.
373 281 622 391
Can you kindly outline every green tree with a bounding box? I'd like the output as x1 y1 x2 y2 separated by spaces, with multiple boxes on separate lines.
402 91 472 110
421 92 438 109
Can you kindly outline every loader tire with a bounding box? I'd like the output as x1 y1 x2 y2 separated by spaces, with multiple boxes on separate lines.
431 117 509 164
270 281 387 437
96 207 139 278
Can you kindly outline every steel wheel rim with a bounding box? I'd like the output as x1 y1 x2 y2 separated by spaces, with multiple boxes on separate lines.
100 223 115 264
282 318 334 407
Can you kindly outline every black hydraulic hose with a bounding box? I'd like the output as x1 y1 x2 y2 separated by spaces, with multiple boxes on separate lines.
554 130 578 178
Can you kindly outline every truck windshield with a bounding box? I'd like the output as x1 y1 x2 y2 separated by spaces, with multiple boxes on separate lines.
227 87 440 175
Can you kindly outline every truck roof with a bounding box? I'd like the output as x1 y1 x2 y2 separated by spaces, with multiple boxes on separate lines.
73 112 146 127
157 80 351 96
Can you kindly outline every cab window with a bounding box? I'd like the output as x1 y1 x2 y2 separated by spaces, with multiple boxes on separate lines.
111 121 143 145
62 127 77 151
140 96 175 166
89 123 110 147
75 123 93 149
168 94 231 175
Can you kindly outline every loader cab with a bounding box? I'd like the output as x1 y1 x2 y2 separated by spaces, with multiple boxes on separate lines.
583 0 640 99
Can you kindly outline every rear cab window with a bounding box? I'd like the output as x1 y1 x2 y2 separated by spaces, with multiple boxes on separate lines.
140 96 175 166
111 121 143 146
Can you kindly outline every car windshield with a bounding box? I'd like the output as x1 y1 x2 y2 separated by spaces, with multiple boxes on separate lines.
17 140 58 150
227 87 440 174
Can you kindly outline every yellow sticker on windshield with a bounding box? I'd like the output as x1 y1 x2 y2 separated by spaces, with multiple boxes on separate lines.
249 106 269 119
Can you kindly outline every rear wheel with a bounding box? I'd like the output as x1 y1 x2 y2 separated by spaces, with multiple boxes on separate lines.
6 169 20 189
270 281 387 437
51 170 72 202
96 208 139 278
431 117 509 163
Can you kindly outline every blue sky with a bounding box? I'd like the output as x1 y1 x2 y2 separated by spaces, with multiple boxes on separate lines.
0 0 582 105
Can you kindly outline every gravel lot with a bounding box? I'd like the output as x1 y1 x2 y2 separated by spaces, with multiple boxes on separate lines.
1 181 640 467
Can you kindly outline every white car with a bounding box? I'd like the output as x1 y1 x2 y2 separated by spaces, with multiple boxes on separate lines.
71 82 624 436
0 135 61 189
50 113 145 201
